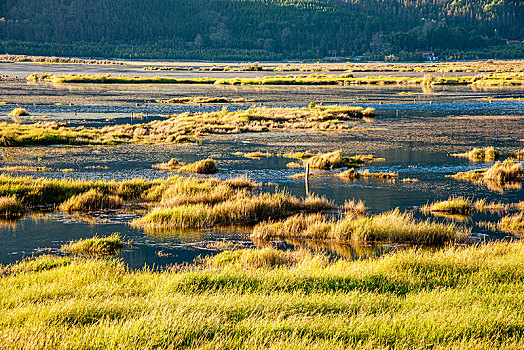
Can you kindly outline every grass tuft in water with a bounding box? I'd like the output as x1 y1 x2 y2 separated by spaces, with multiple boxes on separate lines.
451 147 500 161
61 234 124 255
0 196 24 218
498 213 524 233
252 208 469 244
154 158 218 174
7 108 29 117
133 192 333 229
307 150 364 170
59 189 123 212
338 168 398 180
451 159 524 190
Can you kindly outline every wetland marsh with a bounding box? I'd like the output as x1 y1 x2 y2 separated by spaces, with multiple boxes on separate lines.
0 60 523 268
1 59 524 349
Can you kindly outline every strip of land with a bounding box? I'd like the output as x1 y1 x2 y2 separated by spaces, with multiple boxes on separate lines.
27 72 524 86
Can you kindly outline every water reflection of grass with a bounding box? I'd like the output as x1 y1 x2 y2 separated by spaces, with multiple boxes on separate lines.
4 242 524 348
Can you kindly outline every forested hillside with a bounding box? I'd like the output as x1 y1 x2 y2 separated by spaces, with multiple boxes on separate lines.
0 0 522 60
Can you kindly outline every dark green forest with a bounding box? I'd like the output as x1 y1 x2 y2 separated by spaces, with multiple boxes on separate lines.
0 0 522 60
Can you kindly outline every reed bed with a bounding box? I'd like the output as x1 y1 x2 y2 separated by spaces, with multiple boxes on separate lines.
60 234 124 255
4 242 524 348
450 147 500 161
0 105 374 146
133 192 333 229
252 209 469 245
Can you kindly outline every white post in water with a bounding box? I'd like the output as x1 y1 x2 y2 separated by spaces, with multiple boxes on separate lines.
305 163 310 195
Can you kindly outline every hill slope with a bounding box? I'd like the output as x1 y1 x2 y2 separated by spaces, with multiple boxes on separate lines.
0 0 522 59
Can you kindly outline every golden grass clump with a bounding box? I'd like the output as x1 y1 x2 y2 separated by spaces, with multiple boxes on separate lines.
58 189 123 212
422 196 473 214
132 192 333 229
61 234 124 255
7 108 29 116
473 199 509 212
451 160 524 188
338 168 398 180
342 199 367 216
0 196 24 218
498 213 524 233
154 158 218 174
252 208 469 245
178 159 217 174
451 147 500 161
307 150 364 170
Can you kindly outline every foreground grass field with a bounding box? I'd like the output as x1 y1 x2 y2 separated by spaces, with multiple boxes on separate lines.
2 242 524 349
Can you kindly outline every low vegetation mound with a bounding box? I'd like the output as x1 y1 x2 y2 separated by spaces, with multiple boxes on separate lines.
28 72 524 86
0 105 374 146
338 168 398 179
422 197 510 215
132 192 333 229
154 158 218 174
7 108 29 117
59 189 123 212
60 234 124 255
451 147 500 161
156 97 250 104
451 160 524 191
252 209 469 245
307 150 365 170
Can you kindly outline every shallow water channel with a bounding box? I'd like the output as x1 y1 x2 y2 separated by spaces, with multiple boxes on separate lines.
0 63 523 268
